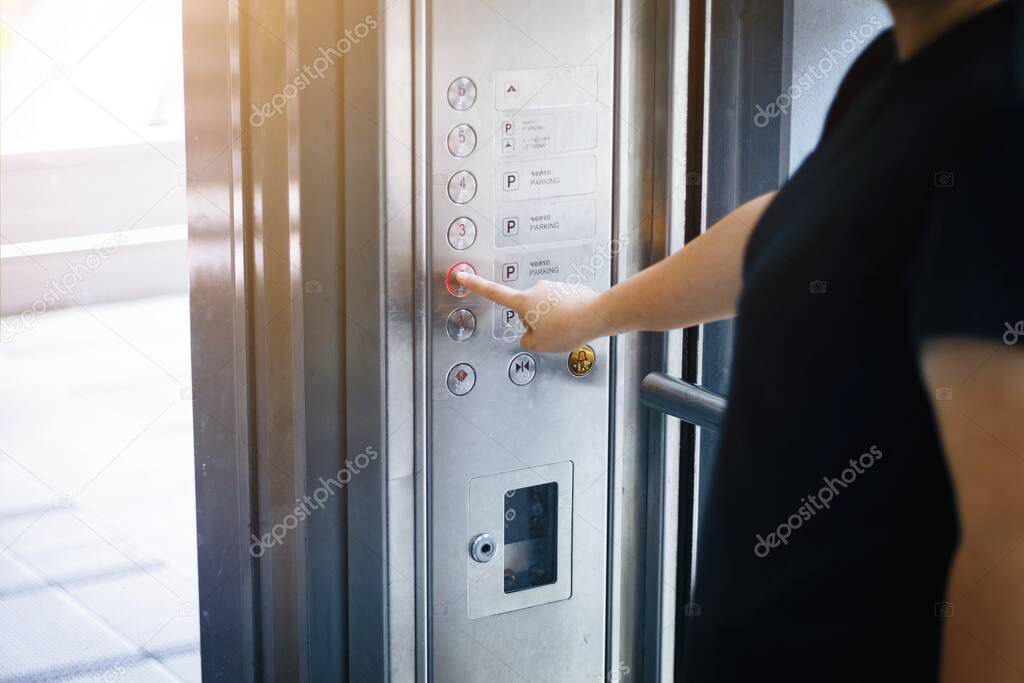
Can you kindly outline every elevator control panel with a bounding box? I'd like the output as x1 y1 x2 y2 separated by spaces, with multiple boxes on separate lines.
430 2 614 680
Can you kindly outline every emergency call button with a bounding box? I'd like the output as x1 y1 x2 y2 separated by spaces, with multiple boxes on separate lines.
568 345 596 377
445 262 476 298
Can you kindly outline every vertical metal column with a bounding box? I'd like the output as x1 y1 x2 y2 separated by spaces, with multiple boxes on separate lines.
185 0 354 680
183 0 258 678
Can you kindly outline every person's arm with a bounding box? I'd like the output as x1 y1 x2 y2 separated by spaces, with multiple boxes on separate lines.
920 340 1024 683
458 192 775 352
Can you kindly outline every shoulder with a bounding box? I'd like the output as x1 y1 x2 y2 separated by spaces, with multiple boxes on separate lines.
820 30 897 137
927 6 1023 196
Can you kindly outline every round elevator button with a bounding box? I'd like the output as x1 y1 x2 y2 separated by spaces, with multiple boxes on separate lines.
446 363 476 396
568 345 596 377
508 353 537 386
447 77 477 111
446 124 477 158
447 217 477 250
447 170 477 204
446 308 476 342
445 262 476 297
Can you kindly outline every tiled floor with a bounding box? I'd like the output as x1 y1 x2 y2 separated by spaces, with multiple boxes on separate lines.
0 295 200 682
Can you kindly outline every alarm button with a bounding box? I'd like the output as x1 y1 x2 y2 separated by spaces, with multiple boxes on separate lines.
447 363 476 396
568 345 596 377
445 262 476 298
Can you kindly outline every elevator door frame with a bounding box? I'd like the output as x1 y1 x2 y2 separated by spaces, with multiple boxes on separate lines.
183 0 696 681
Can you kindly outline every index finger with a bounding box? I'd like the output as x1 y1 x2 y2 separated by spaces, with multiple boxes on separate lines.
457 272 522 308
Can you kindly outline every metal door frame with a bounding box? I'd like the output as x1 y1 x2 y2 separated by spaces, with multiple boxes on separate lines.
184 0 351 679
183 1 699 680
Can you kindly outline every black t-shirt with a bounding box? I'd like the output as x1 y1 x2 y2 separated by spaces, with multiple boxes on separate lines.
685 3 1023 681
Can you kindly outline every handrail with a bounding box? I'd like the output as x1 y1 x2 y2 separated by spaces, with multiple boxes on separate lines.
640 372 727 432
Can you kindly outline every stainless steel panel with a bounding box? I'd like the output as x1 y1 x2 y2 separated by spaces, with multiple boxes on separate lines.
607 0 682 681
187 0 362 679
342 0 392 680
642 0 690 679
467 462 574 619
428 2 615 681
183 0 258 679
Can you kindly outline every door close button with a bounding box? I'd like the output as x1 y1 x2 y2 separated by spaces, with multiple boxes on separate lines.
509 353 537 386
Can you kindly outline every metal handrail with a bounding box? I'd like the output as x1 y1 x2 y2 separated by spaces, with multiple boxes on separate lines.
640 372 727 432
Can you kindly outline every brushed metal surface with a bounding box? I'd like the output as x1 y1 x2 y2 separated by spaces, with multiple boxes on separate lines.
607 0 667 681
182 0 257 679
467 462 574 619
428 2 616 680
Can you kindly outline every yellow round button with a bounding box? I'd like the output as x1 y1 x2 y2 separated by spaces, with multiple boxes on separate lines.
567 345 596 377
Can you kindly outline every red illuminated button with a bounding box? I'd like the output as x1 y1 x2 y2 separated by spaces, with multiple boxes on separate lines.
446 262 476 297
